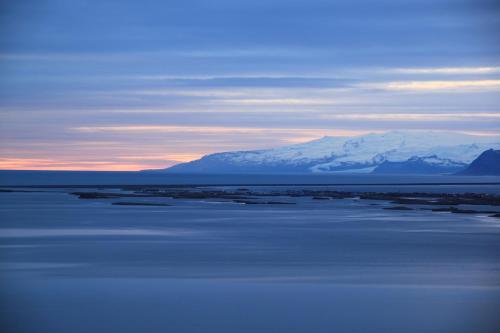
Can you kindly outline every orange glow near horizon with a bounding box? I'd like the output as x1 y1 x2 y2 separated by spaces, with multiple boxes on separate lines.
0 158 160 171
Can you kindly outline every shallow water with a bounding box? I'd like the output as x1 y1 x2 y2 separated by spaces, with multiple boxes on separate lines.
1 187 500 332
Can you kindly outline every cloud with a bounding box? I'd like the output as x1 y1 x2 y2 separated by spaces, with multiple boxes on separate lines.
215 98 341 106
70 125 369 136
362 80 500 92
320 113 500 121
117 153 201 163
390 67 500 75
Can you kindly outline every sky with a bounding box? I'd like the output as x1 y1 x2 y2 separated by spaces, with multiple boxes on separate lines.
0 0 499 171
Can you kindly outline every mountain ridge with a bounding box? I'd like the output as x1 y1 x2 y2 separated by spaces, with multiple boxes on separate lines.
158 131 500 174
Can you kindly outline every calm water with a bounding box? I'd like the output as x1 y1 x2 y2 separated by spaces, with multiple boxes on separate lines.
2 170 500 186
1 185 500 332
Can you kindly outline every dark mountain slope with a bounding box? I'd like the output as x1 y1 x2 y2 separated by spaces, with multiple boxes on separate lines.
460 149 500 175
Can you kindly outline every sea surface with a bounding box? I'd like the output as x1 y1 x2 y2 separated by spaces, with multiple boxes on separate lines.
1 177 500 332
2 170 500 186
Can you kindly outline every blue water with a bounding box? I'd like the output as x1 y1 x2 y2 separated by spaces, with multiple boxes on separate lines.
1 170 500 186
1 186 500 332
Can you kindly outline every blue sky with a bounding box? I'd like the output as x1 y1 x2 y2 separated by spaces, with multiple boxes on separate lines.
0 0 499 170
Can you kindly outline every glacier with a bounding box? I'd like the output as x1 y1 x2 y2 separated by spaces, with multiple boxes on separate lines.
163 131 500 174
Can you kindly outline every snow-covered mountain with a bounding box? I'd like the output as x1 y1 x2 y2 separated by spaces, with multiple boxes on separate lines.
163 131 500 174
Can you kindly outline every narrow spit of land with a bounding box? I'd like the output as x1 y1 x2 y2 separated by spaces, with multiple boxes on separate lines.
43 185 500 217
